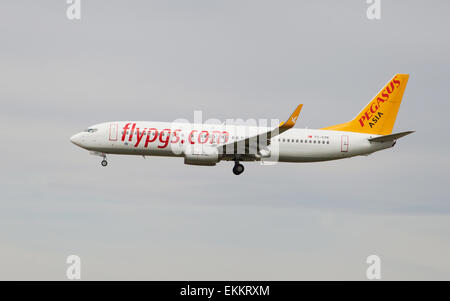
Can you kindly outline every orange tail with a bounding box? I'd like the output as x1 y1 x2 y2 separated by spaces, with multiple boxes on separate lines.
322 74 409 135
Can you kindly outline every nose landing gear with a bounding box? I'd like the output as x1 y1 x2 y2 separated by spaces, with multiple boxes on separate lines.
88 151 109 167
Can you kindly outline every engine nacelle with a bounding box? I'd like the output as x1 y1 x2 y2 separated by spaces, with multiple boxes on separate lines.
183 147 219 166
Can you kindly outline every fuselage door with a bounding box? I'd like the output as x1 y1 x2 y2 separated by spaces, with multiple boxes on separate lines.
109 123 118 141
341 135 349 152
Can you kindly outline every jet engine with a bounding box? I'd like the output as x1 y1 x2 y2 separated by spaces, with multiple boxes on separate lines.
183 147 219 166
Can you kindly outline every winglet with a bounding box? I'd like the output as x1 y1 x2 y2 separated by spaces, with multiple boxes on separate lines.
280 104 303 130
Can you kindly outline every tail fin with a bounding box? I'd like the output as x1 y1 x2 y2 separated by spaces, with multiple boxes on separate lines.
322 74 409 135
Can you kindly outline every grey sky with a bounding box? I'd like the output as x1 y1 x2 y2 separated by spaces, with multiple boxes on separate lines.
0 0 449 280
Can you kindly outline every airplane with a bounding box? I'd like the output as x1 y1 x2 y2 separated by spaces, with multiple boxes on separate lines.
70 74 413 175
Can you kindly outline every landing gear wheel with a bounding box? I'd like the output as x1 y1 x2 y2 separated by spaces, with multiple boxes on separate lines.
101 160 108 167
232 163 244 175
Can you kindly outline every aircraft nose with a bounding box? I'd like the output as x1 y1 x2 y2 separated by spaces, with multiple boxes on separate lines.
70 133 84 147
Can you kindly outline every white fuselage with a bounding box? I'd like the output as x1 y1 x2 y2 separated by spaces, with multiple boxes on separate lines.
70 121 394 163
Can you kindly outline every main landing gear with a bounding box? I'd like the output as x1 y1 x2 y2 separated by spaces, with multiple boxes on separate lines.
101 155 108 167
232 161 244 175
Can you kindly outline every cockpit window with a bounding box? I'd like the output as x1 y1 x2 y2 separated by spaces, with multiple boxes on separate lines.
84 128 98 133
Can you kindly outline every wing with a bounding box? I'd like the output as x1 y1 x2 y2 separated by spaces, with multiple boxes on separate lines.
218 104 303 160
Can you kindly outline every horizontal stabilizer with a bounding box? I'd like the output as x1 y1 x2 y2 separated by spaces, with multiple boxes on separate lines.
368 130 414 143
